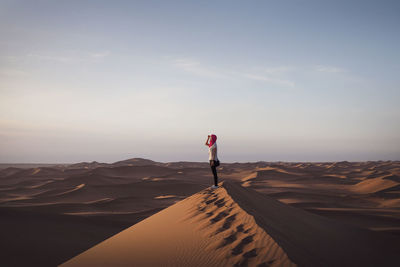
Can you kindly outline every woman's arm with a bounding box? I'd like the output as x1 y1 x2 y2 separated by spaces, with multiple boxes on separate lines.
205 135 210 146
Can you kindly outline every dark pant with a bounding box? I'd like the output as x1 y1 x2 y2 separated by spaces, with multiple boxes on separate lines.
209 160 218 186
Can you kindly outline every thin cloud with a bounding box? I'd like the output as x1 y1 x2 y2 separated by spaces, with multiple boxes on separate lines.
0 69 30 77
169 57 295 87
90 51 110 59
241 65 295 87
263 66 293 74
27 51 110 64
171 57 226 78
27 53 79 63
315 65 346 73
173 58 200 68
243 73 295 87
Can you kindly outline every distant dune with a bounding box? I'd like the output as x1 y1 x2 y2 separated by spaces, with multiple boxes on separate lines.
0 158 399 266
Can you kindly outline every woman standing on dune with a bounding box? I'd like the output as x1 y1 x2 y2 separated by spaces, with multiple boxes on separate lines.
205 134 220 188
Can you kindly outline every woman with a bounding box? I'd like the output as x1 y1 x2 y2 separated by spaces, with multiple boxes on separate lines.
205 134 219 188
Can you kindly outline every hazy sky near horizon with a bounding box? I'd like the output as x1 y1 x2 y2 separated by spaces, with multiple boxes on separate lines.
1 0 399 163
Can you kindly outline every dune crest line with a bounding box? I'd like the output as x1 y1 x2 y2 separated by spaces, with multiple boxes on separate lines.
60 181 296 267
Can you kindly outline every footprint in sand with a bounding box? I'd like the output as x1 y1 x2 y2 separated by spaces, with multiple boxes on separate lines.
214 198 226 207
215 214 237 234
231 234 255 255
210 210 229 223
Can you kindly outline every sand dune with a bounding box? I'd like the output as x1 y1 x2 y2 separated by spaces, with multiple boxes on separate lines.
53 183 86 196
1 159 400 266
61 181 296 267
352 177 398 194
223 182 399 267
61 181 399 267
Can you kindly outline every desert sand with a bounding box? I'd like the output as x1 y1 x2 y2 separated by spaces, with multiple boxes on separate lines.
60 181 295 267
1 159 399 266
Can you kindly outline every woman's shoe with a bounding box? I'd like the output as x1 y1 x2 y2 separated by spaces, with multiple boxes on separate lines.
211 185 218 189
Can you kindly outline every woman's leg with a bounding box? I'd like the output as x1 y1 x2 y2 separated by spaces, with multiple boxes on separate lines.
210 160 218 186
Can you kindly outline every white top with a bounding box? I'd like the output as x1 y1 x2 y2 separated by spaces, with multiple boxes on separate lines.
208 143 218 161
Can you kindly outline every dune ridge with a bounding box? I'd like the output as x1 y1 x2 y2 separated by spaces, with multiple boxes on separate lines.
60 181 296 267
224 182 399 267
61 181 399 267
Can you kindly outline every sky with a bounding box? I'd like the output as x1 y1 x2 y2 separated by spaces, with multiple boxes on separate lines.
0 0 399 163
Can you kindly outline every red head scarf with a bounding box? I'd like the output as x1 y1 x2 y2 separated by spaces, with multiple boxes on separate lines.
209 134 217 147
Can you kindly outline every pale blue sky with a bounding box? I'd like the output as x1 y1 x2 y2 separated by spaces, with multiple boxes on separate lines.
1 0 399 163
